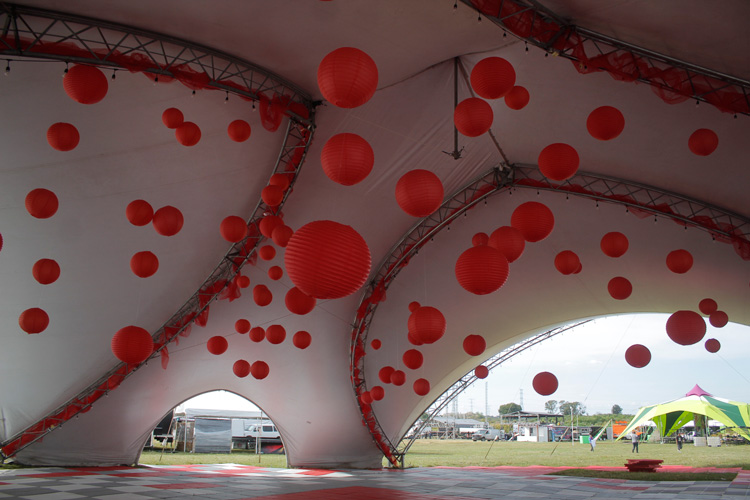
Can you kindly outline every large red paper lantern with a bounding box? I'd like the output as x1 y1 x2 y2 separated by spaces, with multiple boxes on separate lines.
407 306 446 344
403 349 424 370
63 64 108 104
265 324 286 344
488 226 525 263
233 360 250 378
251 361 270 380
130 251 159 278
379 366 395 384
249 327 265 343
470 57 515 99
253 285 273 306
317 47 378 108
600 232 628 257
395 169 444 217
510 202 554 242
454 97 493 137
268 266 283 280
689 128 718 156
370 385 385 401
33 258 60 285
587 106 625 141
227 120 251 142
463 335 486 356
19 307 49 334
175 121 201 146
153 206 184 236
293 330 312 349
532 371 558 396
126 200 154 226
207 336 228 355
284 220 371 299
538 143 580 181
666 310 706 346
47 123 80 151
285 287 317 315
259 245 276 261
554 250 580 276
26 188 59 219
413 378 430 396
698 298 718 315
272 225 294 247
391 370 406 386
220 216 247 242
666 249 693 274
260 215 284 238
705 338 721 353
608 276 632 300
709 310 728 328
235 319 251 334
455 245 509 295
161 108 184 129
321 133 374 186
111 326 153 364
262 185 284 207
475 365 489 379
625 344 651 368
504 85 529 110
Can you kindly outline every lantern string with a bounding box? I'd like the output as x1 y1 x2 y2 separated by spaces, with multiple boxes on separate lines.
581 316 632 405
715 352 750 386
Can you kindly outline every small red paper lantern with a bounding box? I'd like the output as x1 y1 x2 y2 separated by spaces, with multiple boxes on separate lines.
666 249 693 274
510 202 554 242
293 330 312 349
538 143 580 182
408 306 446 344
47 123 80 151
162 108 184 129
600 232 628 257
32 258 60 285
698 298 718 315
249 327 265 342
269 173 291 190
403 349 424 370
258 245 276 261
705 338 721 353
63 64 108 104
285 287 317 315
666 310 706 346
370 385 385 401
360 391 373 405
709 310 728 328
488 226 525 263
111 325 153 364
268 266 283 280
237 275 250 288
689 129 718 156
253 285 273 306
235 319 251 334
251 360 270 380
379 366 395 384
455 245 509 295
153 206 184 236
25 188 59 219
207 336 228 355
391 370 406 386
220 216 247 242
233 360 250 378
504 85 529 110
470 57 515 99
227 120 251 142
625 344 651 368
395 169 444 217
608 276 632 300
475 365 489 379
413 378 430 396
472 233 489 247
19 307 49 334
126 200 154 226
130 251 159 278
317 47 378 108
175 121 201 146
265 324 286 344
262 185 284 207
321 133 374 186
371 339 381 350
532 371 558 396
272 225 294 247
408 301 421 313
586 106 625 141
454 97 493 137
554 250 580 275
463 335 486 356
284 220 371 299
259 215 284 238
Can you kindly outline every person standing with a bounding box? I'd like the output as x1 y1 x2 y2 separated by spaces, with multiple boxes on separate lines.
676 433 683 452
590 432 597 452
631 432 639 453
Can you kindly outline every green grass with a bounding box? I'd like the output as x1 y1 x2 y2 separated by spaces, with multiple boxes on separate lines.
552 469 738 481
139 449 287 468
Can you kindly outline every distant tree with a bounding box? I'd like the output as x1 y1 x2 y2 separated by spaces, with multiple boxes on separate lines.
611 404 623 415
498 402 522 415
559 401 586 417
544 400 559 413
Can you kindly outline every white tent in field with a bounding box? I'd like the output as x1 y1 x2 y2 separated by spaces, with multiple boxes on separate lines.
0 1 748 468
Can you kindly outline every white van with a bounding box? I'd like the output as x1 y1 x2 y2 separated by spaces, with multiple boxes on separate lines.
472 429 503 441
246 423 280 440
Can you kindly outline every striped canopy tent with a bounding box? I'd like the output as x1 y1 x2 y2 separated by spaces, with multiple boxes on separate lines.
617 385 750 441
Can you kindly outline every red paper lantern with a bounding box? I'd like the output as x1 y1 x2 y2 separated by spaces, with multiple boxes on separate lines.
253 285 273 306
455 245 509 295
454 97 493 137
175 121 201 146
272 225 294 247
111 325 153 364
472 233 489 247
600 232 628 257
251 360 270 380
709 310 728 328
510 202 554 242
268 266 283 280
408 306 446 344
317 47 378 108
475 365 489 379
554 250 580 275
463 335 486 357
532 371 558 396
538 143 579 182
403 349 424 370
371 339 381 350
265 324 286 344
705 338 721 353
285 287 317 315
262 185 284 207
126 200 154 226
207 336 228 355
666 249 693 274
360 391 373 405
25 188 59 219
220 216 247 242
235 319 251 334
0 233 3 253
19 307 49 334
63 64 108 104
586 106 625 141
269 173 291 190
284 220 371 299
413 378 430 396
666 310 706 346
408 301 421 313
259 215 284 238
259 245 276 261
379 366 395 384
249 327 265 342
470 57 515 99
237 275 250 288
233 360 250 378
689 128 718 156
625 344 651 368
698 298 718 315
608 276 632 300
32 258 60 285
161 108 184 129
153 206 184 236
47 123 80 151
488 226 525 263
391 370 406 386
504 85 529 110
227 119 251 142
395 169 444 217
293 330 312 349
370 385 385 401
130 251 159 278
321 133 374 186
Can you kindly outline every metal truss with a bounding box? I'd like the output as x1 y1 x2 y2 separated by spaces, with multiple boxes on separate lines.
460 0 750 116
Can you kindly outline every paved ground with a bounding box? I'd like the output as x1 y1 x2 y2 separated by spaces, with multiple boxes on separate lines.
0 463 748 499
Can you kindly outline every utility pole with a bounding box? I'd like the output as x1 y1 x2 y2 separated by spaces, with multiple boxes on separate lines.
519 389 524 410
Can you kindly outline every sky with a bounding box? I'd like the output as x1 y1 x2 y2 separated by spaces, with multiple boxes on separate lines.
179 314 750 418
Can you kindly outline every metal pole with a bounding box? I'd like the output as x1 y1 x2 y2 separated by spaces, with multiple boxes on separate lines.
571 407 574 446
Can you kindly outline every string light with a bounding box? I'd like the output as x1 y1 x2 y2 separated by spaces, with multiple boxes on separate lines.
4 60 10 75
111 70 116 81
62 63 69 77
224 91 229 104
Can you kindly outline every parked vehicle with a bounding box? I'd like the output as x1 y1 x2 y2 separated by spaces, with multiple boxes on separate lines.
246 423 280 440
472 429 503 441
